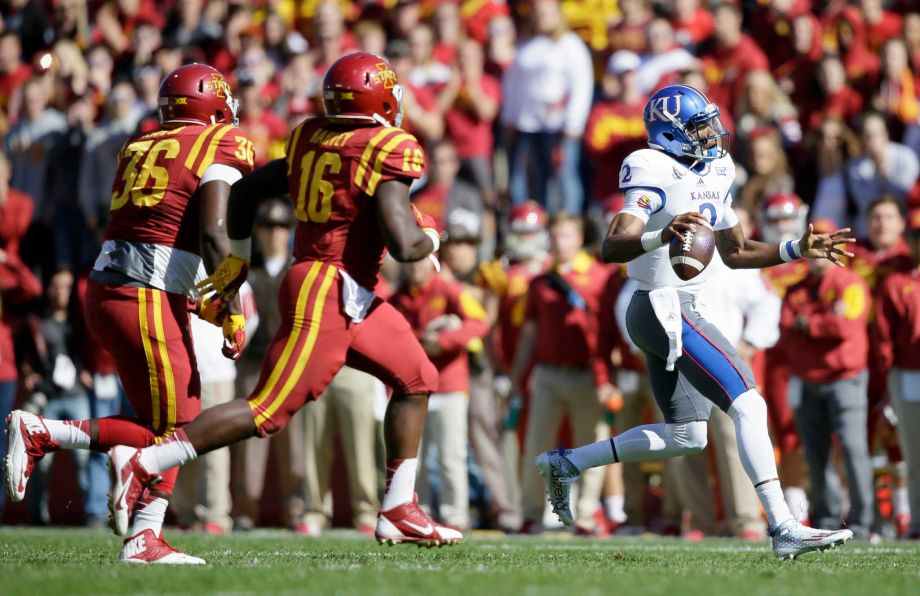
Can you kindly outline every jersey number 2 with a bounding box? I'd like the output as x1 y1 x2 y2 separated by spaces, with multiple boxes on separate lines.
110 139 181 211
295 150 341 223
698 202 717 227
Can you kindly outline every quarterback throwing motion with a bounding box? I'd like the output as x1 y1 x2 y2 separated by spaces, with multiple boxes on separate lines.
537 85 856 560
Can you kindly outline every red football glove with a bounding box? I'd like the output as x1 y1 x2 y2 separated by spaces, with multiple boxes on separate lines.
409 205 442 272
411 204 438 231
221 314 246 361
191 293 230 327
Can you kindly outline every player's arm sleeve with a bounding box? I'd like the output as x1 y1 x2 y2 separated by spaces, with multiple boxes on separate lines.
618 155 665 223
354 129 425 197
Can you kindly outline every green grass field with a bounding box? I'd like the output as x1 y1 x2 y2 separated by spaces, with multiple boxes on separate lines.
1 528 918 595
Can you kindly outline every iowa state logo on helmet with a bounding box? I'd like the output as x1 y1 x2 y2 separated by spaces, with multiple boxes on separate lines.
372 63 398 89
645 95 682 123
205 73 231 99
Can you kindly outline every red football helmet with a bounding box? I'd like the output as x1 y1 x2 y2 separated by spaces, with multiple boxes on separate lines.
158 64 238 127
508 201 548 234
506 201 549 261
322 52 404 127
758 192 808 244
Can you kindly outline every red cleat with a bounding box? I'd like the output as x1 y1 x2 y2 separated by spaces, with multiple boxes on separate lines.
375 496 463 547
5 411 59 502
119 529 205 564
108 446 160 536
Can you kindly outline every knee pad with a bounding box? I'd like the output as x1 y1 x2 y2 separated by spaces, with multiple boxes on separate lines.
730 389 768 425
666 421 708 453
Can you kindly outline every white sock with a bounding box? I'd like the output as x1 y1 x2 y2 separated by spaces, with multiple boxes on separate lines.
893 486 910 516
784 486 809 521
131 496 168 537
605 494 627 523
44 419 91 449
382 458 417 511
729 390 794 530
137 433 198 474
566 439 615 471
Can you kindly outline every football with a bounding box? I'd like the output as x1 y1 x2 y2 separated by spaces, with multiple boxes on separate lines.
669 223 715 280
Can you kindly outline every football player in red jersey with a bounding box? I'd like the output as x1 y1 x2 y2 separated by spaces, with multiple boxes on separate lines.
107 52 463 548
5 64 254 564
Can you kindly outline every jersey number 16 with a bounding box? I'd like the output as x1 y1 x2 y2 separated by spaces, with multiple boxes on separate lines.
293 150 341 224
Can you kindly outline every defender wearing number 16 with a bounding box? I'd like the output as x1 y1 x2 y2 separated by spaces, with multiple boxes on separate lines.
536 85 857 560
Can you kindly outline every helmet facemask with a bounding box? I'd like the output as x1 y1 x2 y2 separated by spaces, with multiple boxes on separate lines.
682 105 729 162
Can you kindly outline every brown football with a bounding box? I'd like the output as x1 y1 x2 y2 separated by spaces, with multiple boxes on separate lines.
669 223 715 281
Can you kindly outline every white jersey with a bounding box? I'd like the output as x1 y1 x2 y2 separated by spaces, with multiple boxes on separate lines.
618 148 738 295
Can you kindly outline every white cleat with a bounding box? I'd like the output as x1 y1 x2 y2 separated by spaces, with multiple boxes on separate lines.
119 529 206 565
5 410 59 503
771 520 854 560
535 448 580 527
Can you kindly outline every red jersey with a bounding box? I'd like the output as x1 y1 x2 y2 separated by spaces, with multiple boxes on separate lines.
477 257 548 371
780 266 869 383
584 99 647 203
442 73 501 160
524 252 613 386
105 123 255 253
875 268 920 371
700 35 769 115
848 239 913 294
389 273 489 393
285 117 426 290
761 260 809 299
0 188 33 264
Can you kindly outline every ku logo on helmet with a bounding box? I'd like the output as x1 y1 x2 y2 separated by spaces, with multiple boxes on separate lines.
647 95 682 123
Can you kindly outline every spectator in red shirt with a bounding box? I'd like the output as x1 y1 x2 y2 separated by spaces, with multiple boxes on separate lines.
698 2 769 115
432 1 461 66
275 53 318 127
94 0 164 57
859 0 903 54
584 50 647 207
734 71 802 159
0 32 32 114
408 23 452 90
826 7 881 97
237 77 288 166
780 254 874 539
808 55 864 132
412 140 483 232
354 19 387 57
462 0 510 45
606 0 653 56
776 12 824 125
0 153 33 266
874 209 920 539
510 213 613 534
389 254 489 531
906 13 920 74
750 0 812 77
437 39 500 197
669 0 714 51
387 39 444 143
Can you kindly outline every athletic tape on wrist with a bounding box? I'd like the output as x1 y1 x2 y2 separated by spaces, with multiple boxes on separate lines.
229 237 252 261
423 228 440 253
640 230 665 252
779 240 802 263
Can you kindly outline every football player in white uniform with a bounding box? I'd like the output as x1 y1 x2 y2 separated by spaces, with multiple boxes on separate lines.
536 85 856 559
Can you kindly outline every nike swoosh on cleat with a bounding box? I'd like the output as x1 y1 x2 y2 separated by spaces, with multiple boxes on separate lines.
403 520 434 535
115 472 133 510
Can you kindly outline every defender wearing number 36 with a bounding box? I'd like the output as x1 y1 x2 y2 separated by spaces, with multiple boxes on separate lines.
536 85 859 560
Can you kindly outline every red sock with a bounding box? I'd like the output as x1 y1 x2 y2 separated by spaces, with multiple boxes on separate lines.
96 417 157 449
154 466 180 496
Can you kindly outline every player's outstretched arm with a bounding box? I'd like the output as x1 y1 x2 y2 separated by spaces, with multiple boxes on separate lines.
376 179 436 262
716 223 855 269
602 212 707 264
226 158 289 242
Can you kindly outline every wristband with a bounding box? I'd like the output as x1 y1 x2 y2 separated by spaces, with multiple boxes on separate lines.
640 230 665 252
779 240 802 263
423 228 440 253
228 237 252 261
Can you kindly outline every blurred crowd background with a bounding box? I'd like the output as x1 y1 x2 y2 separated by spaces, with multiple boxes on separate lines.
1 0 919 542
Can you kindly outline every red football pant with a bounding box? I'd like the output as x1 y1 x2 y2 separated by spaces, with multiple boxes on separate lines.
85 280 202 438
762 347 801 454
248 261 438 436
